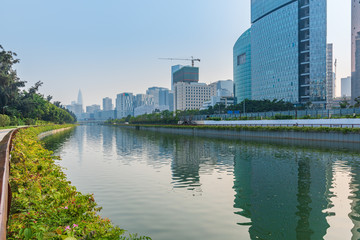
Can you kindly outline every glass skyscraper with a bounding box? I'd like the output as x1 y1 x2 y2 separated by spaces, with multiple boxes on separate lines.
352 0 360 102
233 29 252 102
234 0 327 105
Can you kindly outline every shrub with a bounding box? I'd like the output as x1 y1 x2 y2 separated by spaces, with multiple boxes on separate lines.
274 114 293 120
0 114 11 127
7 126 151 240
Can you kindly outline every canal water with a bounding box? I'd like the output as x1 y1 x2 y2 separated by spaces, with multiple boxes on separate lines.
44 125 360 240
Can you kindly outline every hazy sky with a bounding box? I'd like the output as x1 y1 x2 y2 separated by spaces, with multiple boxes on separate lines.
1 0 350 107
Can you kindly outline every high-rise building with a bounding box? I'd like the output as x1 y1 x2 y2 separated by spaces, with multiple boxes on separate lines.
171 65 184 91
352 0 360 102
116 93 134 119
233 29 251 102
86 104 101 114
77 89 83 106
135 94 154 108
174 82 216 111
213 80 234 97
172 66 199 86
341 76 352 97
235 0 327 106
326 43 334 108
102 97 113 111
146 87 174 111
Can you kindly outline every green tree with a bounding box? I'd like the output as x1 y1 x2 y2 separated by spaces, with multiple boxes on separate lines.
354 96 360 108
339 98 350 109
0 45 26 114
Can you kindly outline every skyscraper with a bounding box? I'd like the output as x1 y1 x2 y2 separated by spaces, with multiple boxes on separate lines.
116 93 134 119
341 76 352 97
326 43 334 108
77 89 83 105
171 65 184 91
102 97 113 111
352 0 360 102
233 29 251 102
234 0 327 106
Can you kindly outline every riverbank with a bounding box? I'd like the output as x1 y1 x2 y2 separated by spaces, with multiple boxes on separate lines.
109 124 360 143
6 126 151 240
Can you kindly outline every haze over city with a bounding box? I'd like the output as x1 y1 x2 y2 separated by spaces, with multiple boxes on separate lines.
1 0 351 107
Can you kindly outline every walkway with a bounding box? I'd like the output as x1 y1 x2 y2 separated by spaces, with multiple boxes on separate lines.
0 129 12 142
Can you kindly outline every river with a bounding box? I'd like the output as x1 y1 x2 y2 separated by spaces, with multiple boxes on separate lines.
44 125 360 240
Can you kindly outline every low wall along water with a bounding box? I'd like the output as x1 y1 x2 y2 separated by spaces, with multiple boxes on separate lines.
126 124 360 144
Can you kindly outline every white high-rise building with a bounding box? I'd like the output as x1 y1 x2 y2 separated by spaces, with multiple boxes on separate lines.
86 104 100 114
102 97 113 111
116 93 134 119
174 82 216 111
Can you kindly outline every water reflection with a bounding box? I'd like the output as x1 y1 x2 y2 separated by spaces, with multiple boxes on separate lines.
45 126 360 240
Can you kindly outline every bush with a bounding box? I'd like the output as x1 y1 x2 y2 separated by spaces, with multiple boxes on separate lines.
274 114 293 120
8 126 151 240
24 118 36 125
206 117 222 121
0 114 11 127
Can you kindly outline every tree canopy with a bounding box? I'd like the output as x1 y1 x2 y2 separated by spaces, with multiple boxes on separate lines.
0 45 75 124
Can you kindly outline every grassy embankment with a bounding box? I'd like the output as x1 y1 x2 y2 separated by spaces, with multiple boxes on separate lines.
109 123 360 134
7 125 151 240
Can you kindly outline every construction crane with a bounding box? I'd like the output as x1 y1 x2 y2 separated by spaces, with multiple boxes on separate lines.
159 56 201 67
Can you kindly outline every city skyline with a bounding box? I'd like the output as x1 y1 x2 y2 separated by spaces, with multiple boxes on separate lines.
1 0 351 107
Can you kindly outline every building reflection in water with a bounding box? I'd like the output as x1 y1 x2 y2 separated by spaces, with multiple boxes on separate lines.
107 128 360 239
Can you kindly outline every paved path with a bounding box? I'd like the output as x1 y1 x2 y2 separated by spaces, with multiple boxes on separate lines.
0 129 13 142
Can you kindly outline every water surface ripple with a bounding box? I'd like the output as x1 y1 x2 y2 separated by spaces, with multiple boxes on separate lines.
45 125 360 240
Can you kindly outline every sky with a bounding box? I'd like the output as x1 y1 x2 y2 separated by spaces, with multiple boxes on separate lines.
1 0 350 107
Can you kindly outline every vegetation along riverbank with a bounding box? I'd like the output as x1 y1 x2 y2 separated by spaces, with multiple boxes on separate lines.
7 125 151 240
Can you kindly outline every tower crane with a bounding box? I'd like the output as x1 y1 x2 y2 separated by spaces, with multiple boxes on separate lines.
159 56 201 67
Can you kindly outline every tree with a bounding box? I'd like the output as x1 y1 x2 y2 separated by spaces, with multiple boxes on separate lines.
339 98 350 109
354 96 360 108
0 45 26 114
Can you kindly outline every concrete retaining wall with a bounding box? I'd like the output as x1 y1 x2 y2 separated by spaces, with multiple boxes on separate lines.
126 126 360 143
38 127 73 139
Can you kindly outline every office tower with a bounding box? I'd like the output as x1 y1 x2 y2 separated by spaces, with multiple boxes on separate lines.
341 76 352 97
135 94 154 108
76 89 84 114
234 0 327 106
352 0 360 102
214 80 234 97
146 87 173 110
102 97 113 111
171 65 184 91
77 89 83 105
172 66 199 87
233 29 252 102
86 104 101 114
326 43 334 108
174 82 216 111
116 93 134 119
